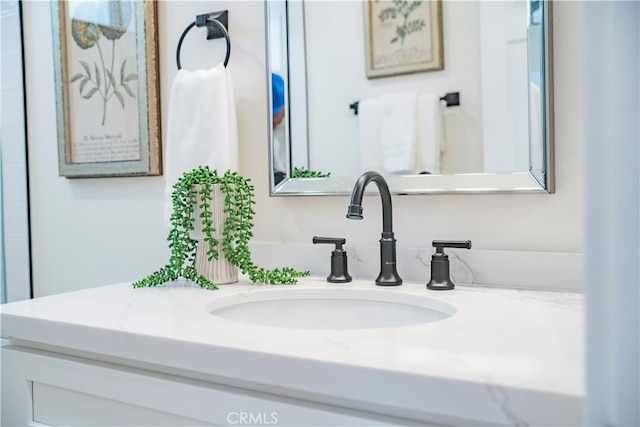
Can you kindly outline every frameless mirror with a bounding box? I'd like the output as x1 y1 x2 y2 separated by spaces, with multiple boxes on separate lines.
266 0 553 195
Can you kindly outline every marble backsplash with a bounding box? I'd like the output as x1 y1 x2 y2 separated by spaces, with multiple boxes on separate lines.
249 242 583 292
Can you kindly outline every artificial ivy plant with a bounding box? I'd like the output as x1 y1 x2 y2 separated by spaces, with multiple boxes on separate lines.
133 167 309 290
292 167 331 178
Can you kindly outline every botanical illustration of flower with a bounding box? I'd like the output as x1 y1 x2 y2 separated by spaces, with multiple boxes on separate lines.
71 19 100 49
98 0 132 40
69 0 138 126
377 0 426 45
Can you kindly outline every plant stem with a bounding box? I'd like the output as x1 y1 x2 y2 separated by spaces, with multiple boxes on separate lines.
95 41 109 126
101 41 123 104
108 40 116 95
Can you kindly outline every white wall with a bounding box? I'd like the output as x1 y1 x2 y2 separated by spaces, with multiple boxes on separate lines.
305 1 483 175
582 1 639 425
23 1 582 297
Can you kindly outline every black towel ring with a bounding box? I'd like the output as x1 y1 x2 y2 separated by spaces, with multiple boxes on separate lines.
176 12 231 70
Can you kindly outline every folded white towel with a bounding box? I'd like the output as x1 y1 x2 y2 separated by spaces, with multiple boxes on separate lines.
163 64 238 227
358 93 443 175
380 93 417 174
358 98 385 172
415 93 444 174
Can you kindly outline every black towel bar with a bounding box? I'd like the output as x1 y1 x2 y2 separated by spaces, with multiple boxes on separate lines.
349 92 461 115
176 11 231 70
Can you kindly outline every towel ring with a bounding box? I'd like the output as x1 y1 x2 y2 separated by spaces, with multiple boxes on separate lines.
176 14 231 70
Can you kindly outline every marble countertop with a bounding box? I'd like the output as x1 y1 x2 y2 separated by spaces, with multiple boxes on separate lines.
0 277 583 426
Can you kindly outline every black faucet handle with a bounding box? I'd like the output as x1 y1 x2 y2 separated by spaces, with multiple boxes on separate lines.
312 236 346 251
312 236 351 283
427 240 472 291
433 240 472 255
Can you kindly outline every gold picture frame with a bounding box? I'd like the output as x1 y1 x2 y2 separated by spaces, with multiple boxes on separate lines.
364 0 444 79
51 0 162 178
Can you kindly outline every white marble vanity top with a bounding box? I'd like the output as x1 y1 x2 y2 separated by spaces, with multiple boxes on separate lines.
0 278 583 426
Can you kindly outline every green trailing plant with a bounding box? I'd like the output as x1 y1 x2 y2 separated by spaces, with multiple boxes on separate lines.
133 167 309 290
292 167 331 178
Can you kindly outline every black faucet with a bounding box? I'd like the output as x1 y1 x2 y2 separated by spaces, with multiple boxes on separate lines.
346 171 402 286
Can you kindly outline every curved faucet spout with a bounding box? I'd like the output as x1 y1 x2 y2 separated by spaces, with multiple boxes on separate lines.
346 171 393 233
346 171 402 286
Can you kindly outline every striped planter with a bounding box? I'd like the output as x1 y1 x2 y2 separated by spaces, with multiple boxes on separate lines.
191 184 238 285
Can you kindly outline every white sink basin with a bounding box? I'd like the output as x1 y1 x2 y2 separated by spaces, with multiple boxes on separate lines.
205 287 456 330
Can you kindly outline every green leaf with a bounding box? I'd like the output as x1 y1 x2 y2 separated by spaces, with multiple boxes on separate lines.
83 87 98 99
80 61 91 78
115 91 125 109
390 37 398 43
120 60 127 85
70 73 84 83
95 64 101 89
79 77 90 94
378 7 397 21
124 73 138 82
106 69 117 89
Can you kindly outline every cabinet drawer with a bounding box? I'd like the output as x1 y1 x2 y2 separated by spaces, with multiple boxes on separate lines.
2 346 414 426
32 382 210 426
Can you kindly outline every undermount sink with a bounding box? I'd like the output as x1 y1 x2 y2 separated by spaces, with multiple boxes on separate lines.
205 287 456 330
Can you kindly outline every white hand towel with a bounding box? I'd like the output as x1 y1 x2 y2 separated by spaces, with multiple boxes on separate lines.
163 64 239 227
380 93 417 174
358 98 385 173
415 93 444 174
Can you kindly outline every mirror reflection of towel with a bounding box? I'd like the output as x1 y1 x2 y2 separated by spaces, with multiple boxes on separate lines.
416 93 444 175
381 93 417 174
358 93 443 175
358 98 385 172
163 64 238 227
273 122 287 174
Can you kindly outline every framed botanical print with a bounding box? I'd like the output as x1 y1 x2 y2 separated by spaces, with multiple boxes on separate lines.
51 0 162 177
364 0 444 79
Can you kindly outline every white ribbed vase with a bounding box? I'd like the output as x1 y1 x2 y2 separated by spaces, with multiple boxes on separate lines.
191 184 238 285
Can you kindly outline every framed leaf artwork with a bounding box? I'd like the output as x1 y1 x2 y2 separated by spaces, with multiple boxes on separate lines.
51 0 162 177
364 0 444 78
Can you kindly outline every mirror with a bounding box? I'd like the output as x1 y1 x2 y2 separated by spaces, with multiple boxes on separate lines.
266 0 553 195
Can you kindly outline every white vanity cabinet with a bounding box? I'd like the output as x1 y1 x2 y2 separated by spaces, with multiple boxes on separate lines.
0 281 583 427
2 346 421 427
